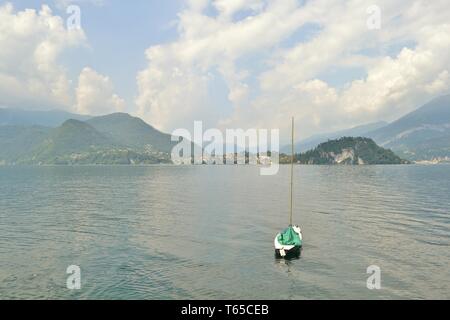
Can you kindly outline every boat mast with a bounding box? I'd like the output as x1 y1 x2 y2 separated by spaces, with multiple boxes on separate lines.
290 117 294 226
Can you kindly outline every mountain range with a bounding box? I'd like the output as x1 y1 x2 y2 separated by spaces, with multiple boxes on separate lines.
1 94 449 165
0 108 91 127
281 121 388 153
365 95 450 161
0 112 176 165
283 94 450 162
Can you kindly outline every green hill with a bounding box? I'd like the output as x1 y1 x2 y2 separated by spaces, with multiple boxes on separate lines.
86 113 176 153
0 114 175 165
290 137 409 165
23 119 115 164
0 125 51 164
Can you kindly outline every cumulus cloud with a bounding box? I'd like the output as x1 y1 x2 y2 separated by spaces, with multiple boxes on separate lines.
213 0 264 19
74 67 125 115
341 24 450 118
0 3 85 109
0 3 126 116
2 1 450 137
136 0 450 141
136 0 313 131
425 71 450 95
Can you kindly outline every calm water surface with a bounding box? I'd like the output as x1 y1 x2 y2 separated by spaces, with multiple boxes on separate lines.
0 165 449 299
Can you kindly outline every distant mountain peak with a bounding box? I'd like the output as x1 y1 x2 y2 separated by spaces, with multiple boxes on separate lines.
94 112 134 119
0 108 91 127
0 109 176 165
282 121 388 153
61 118 89 126
428 93 450 104
366 93 450 161
86 113 174 152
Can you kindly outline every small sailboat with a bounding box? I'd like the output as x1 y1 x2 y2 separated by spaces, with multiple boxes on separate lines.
274 117 303 259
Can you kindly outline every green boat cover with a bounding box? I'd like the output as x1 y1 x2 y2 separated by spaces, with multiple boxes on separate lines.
278 226 302 246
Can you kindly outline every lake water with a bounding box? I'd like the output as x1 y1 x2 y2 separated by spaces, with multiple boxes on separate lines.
0 165 449 300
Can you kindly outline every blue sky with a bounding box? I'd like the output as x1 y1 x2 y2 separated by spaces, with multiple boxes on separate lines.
1 0 449 141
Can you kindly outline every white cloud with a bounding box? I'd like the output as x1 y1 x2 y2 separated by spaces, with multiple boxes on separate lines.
2 1 449 137
0 3 125 117
136 0 450 141
74 67 125 115
425 71 450 95
213 0 264 19
340 23 450 119
0 3 85 109
136 0 315 131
